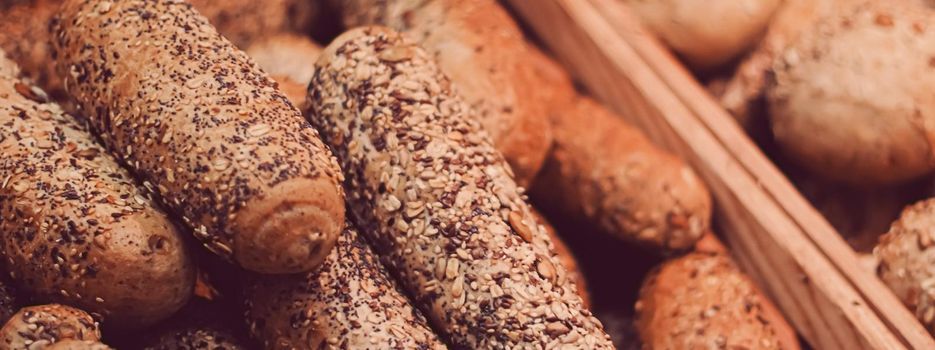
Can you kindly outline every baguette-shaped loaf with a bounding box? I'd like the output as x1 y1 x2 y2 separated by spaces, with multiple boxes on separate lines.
245 223 446 350
306 27 612 348
52 0 346 274
534 95 711 251
0 52 193 328
246 33 323 106
0 304 101 349
333 0 553 186
46 340 113 350
636 252 798 350
875 198 935 334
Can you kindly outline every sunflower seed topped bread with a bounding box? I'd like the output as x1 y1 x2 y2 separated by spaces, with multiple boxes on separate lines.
636 252 799 350
52 0 346 274
526 46 712 252
306 26 612 349
333 0 554 187
767 0 935 184
245 223 446 350
875 198 935 334
0 304 102 349
0 51 193 328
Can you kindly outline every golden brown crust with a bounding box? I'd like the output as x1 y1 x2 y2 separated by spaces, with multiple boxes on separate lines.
0 305 101 349
306 27 611 348
530 209 592 309
0 52 193 328
533 96 711 251
875 198 935 333
334 0 554 187
636 253 795 350
245 223 446 350
52 0 346 274
767 0 935 185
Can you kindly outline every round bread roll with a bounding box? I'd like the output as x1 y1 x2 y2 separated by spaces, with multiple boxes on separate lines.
636 252 798 350
626 0 781 69
875 198 935 334
0 51 193 328
52 0 346 274
0 305 101 349
768 0 935 184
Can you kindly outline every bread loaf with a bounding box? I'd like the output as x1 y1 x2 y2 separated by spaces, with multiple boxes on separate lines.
0 304 101 349
875 198 935 334
530 209 591 308
0 51 193 328
52 0 346 274
245 223 446 350
333 0 554 186
636 252 799 350
306 26 612 348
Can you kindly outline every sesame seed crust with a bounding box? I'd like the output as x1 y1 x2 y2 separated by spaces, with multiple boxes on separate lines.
636 252 786 350
875 198 935 333
0 52 193 328
306 27 612 349
334 0 554 187
51 0 347 274
245 222 446 350
0 304 101 350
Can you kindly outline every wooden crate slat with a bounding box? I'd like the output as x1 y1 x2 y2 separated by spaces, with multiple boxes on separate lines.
506 0 918 348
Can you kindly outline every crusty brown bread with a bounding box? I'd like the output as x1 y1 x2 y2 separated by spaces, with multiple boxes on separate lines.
45 340 114 350
530 209 591 308
246 33 323 105
306 26 612 348
333 0 554 187
636 252 799 350
875 198 935 334
0 304 101 349
245 223 446 350
0 51 193 328
52 0 346 274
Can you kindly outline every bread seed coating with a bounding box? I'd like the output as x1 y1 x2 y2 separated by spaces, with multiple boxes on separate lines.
52 0 346 274
306 27 612 349
636 252 794 350
0 304 101 349
875 198 935 334
245 223 446 350
334 0 554 186
0 51 193 328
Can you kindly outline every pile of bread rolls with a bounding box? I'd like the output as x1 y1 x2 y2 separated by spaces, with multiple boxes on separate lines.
0 0 801 349
631 0 935 339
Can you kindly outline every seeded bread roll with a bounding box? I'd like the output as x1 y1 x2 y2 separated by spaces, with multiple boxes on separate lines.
0 52 193 328
306 26 612 348
333 0 554 187
530 209 591 308
52 0 346 274
245 223 446 350
767 0 935 185
246 33 323 105
625 0 781 70
46 340 114 350
0 304 101 349
636 252 798 350
875 198 935 334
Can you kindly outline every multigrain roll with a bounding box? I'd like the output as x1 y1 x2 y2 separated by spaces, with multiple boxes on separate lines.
52 0 346 274
0 52 193 328
636 252 798 350
245 223 446 350
306 27 612 348
875 198 935 334
333 0 554 186
45 340 114 350
0 304 101 349
530 209 591 308
246 33 323 105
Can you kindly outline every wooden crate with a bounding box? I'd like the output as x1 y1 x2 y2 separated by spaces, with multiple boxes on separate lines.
506 0 935 349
